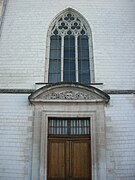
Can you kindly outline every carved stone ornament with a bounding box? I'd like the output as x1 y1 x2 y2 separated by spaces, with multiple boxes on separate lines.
28 83 110 103
42 90 96 100
50 11 89 36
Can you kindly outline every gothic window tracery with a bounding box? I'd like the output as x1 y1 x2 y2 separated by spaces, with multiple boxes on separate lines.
47 10 94 84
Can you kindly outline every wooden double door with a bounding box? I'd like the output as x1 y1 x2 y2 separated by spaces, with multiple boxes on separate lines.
47 137 91 180
47 118 91 180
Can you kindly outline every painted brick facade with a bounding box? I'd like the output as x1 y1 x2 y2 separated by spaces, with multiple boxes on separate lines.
0 94 33 180
105 95 135 180
0 0 135 180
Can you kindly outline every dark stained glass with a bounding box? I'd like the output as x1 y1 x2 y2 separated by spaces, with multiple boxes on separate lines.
78 35 90 83
49 60 61 73
64 35 75 82
48 35 61 83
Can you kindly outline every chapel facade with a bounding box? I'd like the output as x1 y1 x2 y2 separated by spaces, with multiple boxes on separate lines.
0 1 135 180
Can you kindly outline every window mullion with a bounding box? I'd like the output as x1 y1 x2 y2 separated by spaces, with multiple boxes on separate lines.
88 35 94 83
61 36 64 81
75 35 78 82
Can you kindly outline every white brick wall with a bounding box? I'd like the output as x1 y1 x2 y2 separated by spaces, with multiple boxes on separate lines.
105 94 135 180
0 94 33 180
0 0 135 89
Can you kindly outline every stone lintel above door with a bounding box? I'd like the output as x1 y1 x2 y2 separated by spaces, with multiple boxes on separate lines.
28 83 110 104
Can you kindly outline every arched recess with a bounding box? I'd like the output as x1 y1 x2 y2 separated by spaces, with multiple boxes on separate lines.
45 8 94 84
28 83 110 180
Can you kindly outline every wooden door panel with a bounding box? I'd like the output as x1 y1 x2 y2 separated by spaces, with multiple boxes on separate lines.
48 138 91 180
48 141 66 180
71 141 91 179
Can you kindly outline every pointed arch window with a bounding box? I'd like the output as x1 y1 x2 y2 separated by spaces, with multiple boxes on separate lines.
47 9 94 84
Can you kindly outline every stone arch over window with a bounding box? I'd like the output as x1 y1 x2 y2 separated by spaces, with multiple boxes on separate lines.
45 8 94 84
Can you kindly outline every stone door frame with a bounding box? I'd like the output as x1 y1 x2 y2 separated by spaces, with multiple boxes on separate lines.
29 83 110 180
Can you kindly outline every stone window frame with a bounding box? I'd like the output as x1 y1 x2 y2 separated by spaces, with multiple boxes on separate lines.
44 8 95 83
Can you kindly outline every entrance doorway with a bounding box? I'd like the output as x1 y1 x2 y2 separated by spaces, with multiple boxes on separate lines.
47 118 91 180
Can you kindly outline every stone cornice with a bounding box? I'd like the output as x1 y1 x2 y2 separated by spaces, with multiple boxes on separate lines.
0 89 34 94
104 90 135 94
0 88 135 95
